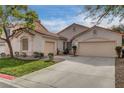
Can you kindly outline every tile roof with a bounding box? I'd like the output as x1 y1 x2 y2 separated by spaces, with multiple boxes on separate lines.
12 20 66 40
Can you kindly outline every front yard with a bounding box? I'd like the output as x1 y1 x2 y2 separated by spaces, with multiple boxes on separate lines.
0 58 55 77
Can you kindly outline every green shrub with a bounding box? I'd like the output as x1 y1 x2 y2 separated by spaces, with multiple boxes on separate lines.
21 52 27 57
33 52 44 58
0 52 6 57
48 53 54 61
72 45 77 56
115 46 122 58
15 52 19 57
33 52 39 58
63 48 69 54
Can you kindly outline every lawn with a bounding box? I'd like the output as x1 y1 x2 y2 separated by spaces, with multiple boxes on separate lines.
0 58 55 77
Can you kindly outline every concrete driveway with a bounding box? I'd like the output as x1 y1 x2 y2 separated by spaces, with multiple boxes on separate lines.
12 56 115 88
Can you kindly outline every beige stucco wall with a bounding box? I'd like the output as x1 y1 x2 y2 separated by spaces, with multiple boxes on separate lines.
73 27 122 46
33 33 45 53
11 32 35 56
10 32 58 56
0 42 6 54
58 24 88 41
72 27 122 57
57 39 64 51
11 32 49 56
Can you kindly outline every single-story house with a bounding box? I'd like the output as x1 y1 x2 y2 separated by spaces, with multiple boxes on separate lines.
58 23 123 57
0 21 123 57
0 20 66 56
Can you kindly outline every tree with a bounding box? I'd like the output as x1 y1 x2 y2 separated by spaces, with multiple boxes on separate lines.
115 46 122 58
84 5 124 24
0 5 38 58
111 25 124 33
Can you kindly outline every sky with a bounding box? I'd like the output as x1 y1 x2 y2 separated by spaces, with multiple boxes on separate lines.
29 5 124 33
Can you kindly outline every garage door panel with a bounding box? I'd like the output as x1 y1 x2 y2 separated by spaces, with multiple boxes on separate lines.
78 42 116 57
44 42 55 55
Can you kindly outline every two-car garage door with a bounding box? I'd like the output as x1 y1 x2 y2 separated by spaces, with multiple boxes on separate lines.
78 41 116 57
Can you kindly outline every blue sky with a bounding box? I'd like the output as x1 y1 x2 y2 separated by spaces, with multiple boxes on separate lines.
29 5 123 33
30 5 84 20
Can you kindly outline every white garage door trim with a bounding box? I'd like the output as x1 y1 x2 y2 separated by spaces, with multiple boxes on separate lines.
78 41 116 57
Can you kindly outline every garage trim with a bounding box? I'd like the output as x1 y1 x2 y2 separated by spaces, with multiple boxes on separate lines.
77 41 116 57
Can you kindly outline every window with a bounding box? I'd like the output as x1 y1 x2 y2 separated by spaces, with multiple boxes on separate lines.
21 38 28 51
67 42 72 50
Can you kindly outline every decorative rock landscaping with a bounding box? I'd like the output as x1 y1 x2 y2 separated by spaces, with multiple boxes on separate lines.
115 58 124 88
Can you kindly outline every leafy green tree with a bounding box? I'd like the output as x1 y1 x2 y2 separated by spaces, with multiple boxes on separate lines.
0 5 38 58
84 5 124 24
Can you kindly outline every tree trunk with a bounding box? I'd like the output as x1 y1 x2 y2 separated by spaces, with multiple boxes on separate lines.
3 26 14 58
6 39 14 58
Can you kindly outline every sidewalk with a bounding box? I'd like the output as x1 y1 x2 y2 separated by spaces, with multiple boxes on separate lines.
0 78 22 88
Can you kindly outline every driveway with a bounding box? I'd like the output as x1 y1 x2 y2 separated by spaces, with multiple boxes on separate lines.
12 56 115 88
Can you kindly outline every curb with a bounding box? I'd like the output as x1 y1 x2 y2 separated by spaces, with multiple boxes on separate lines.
0 78 23 88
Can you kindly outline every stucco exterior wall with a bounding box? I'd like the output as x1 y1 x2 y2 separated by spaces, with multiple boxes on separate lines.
73 27 122 46
0 42 5 54
58 24 88 41
57 39 64 51
10 32 58 56
11 32 47 56
11 32 35 56
33 33 45 53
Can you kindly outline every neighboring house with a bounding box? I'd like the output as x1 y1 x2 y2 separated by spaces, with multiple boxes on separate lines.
58 23 123 57
0 21 123 57
0 20 66 56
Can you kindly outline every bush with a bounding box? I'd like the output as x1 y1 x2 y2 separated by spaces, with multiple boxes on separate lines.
15 52 19 57
33 52 44 58
122 49 124 58
21 52 27 57
72 45 77 56
48 53 54 61
39 53 44 58
57 48 60 55
115 46 122 58
63 48 69 54
72 46 77 50
0 52 6 57
33 52 39 58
